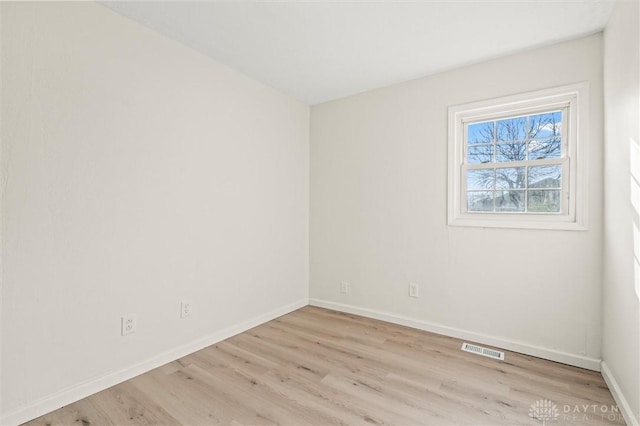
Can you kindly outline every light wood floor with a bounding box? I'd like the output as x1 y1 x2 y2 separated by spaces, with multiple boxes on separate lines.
26 306 625 426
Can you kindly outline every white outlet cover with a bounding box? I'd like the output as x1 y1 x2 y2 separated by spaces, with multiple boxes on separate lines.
340 281 349 294
181 300 193 318
409 283 419 298
121 314 137 336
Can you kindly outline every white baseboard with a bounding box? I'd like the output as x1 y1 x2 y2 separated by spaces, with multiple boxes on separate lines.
309 298 602 371
1 298 308 426
601 361 640 426
3 297 608 425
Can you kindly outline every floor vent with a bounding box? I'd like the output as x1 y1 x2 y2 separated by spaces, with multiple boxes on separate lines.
461 343 505 360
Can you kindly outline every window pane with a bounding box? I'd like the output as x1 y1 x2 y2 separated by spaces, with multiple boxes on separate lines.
468 145 493 164
466 169 494 190
528 165 561 188
468 122 494 144
497 117 526 142
495 167 525 189
528 111 562 138
467 191 494 212
529 137 561 160
495 190 525 212
528 190 561 212
496 142 526 162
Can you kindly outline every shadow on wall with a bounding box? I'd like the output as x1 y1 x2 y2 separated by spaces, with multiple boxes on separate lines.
631 137 640 300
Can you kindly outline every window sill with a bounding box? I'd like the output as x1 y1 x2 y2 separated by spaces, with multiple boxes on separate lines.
448 214 587 231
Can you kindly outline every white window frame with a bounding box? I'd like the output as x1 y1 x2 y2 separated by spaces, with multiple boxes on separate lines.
447 82 588 230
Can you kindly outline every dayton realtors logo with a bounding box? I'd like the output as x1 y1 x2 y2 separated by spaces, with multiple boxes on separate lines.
529 399 559 425
529 399 623 423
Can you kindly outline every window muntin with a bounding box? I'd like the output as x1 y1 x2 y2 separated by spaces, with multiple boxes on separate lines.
462 108 567 214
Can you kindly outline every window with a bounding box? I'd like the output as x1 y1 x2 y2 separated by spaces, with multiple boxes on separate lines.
448 83 588 230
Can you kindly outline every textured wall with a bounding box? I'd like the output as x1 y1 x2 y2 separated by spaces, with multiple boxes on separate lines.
1 2 309 422
311 35 603 367
602 0 640 422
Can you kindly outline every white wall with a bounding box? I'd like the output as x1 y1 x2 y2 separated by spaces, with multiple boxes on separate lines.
602 0 640 423
0 2 309 423
311 35 604 369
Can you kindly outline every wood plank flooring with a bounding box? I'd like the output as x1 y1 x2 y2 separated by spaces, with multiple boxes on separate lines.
25 307 625 425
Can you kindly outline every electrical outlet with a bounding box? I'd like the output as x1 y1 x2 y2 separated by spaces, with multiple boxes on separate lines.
181 300 193 318
340 281 349 294
121 314 137 336
409 282 419 298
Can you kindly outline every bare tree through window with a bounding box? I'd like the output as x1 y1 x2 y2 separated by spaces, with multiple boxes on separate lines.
465 111 563 213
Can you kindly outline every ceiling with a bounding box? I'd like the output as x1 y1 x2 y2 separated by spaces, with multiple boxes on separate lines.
102 1 615 105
